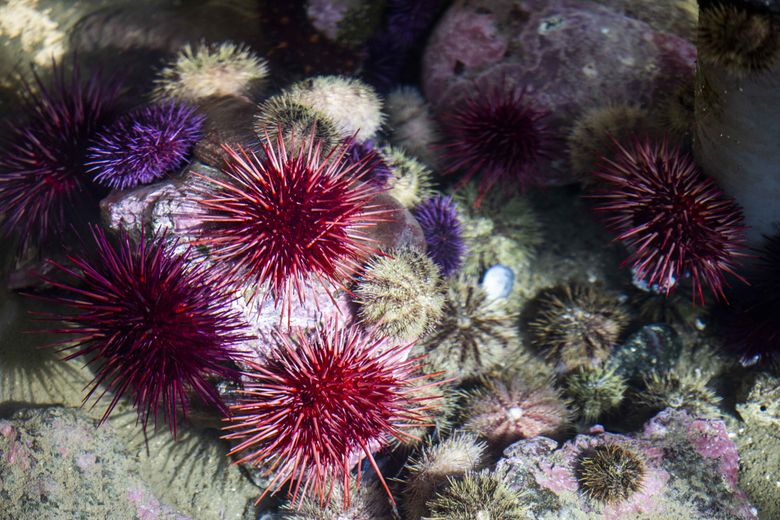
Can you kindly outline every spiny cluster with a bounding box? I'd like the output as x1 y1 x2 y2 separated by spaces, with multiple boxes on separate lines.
529 284 629 372
425 471 528 520
87 101 205 190
196 130 385 312
41 227 249 434
440 83 557 205
576 444 646 504
0 63 122 250
223 322 437 507
462 376 570 449
591 138 747 302
354 248 445 341
153 41 269 102
413 195 466 277
565 365 627 422
698 4 780 76
418 278 519 379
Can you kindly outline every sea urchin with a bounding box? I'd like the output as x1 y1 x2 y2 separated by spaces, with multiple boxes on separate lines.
87 101 205 190
40 227 249 434
576 444 646 504
223 322 438 507
439 83 557 205
196 129 386 313
413 195 466 277
591 138 747 303
0 63 122 250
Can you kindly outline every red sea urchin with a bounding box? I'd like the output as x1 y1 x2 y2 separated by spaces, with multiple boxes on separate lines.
195 130 386 313
0 63 122 251
87 100 205 190
591 138 747 303
40 227 249 434
223 322 439 507
439 83 557 205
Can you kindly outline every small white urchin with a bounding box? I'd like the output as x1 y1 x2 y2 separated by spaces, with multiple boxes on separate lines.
287 75 385 140
153 41 269 102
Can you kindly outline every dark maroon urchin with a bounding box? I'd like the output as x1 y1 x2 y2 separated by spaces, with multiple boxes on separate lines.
413 195 466 277
0 63 123 251
86 100 205 190
591 137 748 303
39 226 250 435
719 234 780 366
439 83 558 205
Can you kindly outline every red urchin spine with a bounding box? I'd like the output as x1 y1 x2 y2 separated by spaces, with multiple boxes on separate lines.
591 137 747 303
37 226 250 435
195 129 388 315
222 322 441 508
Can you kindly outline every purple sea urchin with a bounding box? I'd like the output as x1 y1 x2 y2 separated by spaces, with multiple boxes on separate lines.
439 83 557 205
196 129 386 314
87 101 205 190
223 322 438 507
0 63 122 251
413 195 466 277
591 138 748 303
40 227 248 434
344 138 392 185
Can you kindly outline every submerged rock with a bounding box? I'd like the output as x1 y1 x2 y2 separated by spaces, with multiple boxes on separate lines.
497 408 757 519
0 406 190 520
421 0 696 185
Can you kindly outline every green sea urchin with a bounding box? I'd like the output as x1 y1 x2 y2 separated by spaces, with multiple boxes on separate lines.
576 444 646 504
568 104 656 178
461 377 570 449
354 248 445 341
698 4 780 76
565 365 627 423
153 41 269 102
425 471 528 520
254 93 341 151
287 75 384 140
380 146 436 208
403 432 487 520
638 369 722 417
416 278 520 380
528 284 629 372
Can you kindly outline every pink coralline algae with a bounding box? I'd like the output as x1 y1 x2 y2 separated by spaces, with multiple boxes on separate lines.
497 409 757 520
687 419 740 490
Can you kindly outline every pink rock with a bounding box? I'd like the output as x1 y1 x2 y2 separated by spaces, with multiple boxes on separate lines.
421 0 696 185
688 419 740 490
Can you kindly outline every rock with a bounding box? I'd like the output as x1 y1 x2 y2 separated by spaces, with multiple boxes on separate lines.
609 324 683 382
735 374 780 520
421 0 696 185
497 408 758 519
0 406 190 520
193 96 260 169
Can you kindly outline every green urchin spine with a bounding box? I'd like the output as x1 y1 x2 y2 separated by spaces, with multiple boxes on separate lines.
380 146 436 208
565 365 627 422
638 369 722 417
424 471 528 520
354 249 445 341
528 284 629 372
254 93 341 150
697 4 780 76
576 444 646 504
455 183 542 276
417 278 520 379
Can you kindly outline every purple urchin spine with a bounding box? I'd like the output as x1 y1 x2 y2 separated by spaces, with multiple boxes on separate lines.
87 100 205 190
413 195 466 277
